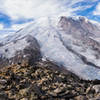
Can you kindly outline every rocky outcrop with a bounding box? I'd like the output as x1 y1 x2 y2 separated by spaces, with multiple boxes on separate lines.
0 60 100 100
0 35 41 68
58 16 100 38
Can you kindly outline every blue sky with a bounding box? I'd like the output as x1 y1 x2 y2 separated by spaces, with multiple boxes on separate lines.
0 0 100 31
73 0 100 22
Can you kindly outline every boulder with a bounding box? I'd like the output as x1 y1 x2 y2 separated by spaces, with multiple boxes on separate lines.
92 85 100 93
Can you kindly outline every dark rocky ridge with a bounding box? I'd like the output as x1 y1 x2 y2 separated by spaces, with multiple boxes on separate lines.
0 35 41 68
58 16 100 38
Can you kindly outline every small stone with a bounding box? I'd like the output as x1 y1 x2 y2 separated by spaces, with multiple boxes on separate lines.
0 85 6 90
0 92 8 100
86 87 91 94
20 98 28 100
54 88 62 94
0 79 7 85
48 91 57 97
74 95 88 100
19 88 29 97
93 85 100 93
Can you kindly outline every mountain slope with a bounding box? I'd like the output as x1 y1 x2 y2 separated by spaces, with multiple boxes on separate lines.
0 16 100 80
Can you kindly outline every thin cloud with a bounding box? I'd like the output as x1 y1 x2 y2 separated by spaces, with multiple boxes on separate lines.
93 2 100 16
0 23 4 30
0 0 93 20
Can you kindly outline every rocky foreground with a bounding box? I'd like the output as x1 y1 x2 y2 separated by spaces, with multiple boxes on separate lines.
0 61 100 100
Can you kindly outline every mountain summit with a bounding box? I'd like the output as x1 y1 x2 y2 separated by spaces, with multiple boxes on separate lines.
0 16 100 80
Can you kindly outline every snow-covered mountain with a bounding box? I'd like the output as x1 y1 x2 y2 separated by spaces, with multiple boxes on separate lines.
0 16 100 80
